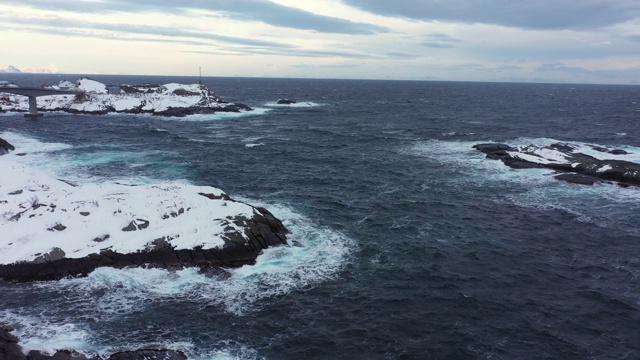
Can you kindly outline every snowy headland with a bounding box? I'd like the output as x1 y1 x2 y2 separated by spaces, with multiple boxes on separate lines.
0 137 289 282
0 78 252 116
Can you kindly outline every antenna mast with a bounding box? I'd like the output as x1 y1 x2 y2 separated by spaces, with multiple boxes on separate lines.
199 66 202 85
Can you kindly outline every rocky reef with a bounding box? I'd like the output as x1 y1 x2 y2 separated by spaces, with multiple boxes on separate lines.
473 142 640 186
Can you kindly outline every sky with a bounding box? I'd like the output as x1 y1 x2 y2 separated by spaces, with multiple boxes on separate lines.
2 0 640 84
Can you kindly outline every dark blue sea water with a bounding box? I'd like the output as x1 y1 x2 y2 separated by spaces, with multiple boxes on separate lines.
1 75 640 359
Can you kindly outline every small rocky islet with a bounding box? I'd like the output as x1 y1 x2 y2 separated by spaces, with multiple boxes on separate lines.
473 142 640 186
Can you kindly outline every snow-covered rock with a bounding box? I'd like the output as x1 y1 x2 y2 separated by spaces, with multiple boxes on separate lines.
76 78 107 94
0 142 289 282
0 78 252 116
0 65 22 73
473 142 640 186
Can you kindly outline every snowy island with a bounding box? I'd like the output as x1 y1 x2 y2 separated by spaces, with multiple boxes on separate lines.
474 142 640 186
0 138 289 282
0 78 251 116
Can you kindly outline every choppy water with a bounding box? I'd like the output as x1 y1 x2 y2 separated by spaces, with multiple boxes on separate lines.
1 75 640 359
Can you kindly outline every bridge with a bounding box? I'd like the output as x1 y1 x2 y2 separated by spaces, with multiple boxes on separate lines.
0 87 83 118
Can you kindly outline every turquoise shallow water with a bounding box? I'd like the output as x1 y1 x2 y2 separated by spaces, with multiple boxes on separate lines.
1 76 640 359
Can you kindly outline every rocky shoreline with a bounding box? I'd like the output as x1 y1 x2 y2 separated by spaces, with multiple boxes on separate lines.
473 142 640 186
1 323 187 360
0 203 289 282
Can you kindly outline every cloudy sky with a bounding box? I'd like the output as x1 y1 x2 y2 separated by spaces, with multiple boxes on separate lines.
2 0 640 84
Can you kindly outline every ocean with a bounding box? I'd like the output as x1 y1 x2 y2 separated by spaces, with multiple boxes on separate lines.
1 75 639 359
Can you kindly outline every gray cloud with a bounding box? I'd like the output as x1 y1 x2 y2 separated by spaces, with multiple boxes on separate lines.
341 0 640 30
290 63 363 69
8 0 389 35
0 24 212 46
421 33 461 48
384 52 417 58
187 47 372 59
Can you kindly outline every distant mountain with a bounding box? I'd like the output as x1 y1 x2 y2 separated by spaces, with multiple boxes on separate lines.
0 66 22 73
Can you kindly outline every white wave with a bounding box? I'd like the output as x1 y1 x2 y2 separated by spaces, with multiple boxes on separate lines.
263 101 325 108
1 311 253 360
190 344 261 360
0 111 23 116
242 136 262 143
43 200 354 316
245 143 264 148
0 131 72 154
2 311 261 360
0 131 79 178
0 131 186 184
441 131 477 137
1 311 96 357
160 108 271 122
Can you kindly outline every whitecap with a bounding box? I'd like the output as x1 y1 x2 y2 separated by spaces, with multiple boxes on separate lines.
1 131 72 154
1 311 97 357
0 131 188 184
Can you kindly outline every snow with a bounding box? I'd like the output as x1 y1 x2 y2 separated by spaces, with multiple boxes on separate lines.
0 159 257 265
113 98 142 111
1 65 22 73
510 145 570 165
0 78 231 115
76 78 107 94
507 142 640 166
58 80 75 90
162 83 203 94
512 152 552 164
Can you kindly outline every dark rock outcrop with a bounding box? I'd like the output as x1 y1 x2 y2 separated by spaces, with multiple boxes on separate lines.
554 173 607 186
0 324 25 360
0 137 15 156
107 349 187 360
276 99 296 105
0 196 289 282
474 142 640 186
27 349 100 360
153 103 251 117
